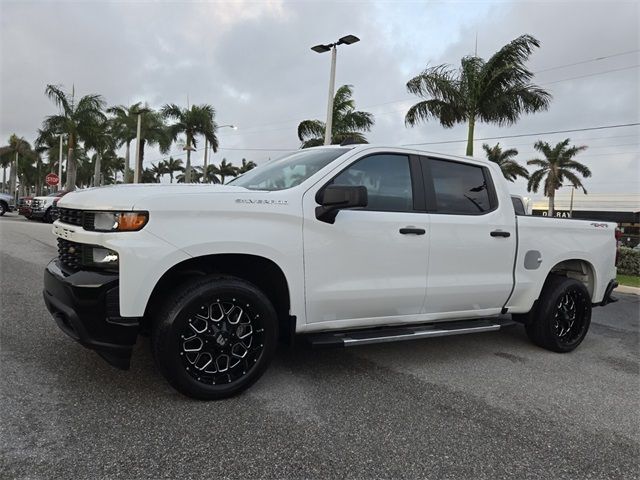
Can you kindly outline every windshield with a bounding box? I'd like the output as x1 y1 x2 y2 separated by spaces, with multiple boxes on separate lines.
229 148 351 191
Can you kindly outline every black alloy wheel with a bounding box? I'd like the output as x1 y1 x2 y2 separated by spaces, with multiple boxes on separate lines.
152 275 278 400
526 275 592 353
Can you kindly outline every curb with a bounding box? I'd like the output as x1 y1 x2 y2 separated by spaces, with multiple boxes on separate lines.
615 285 640 295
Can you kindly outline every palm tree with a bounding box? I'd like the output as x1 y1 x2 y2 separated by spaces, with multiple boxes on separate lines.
297 85 374 148
238 158 257 174
41 85 106 190
163 157 184 183
482 143 529 182
133 108 172 181
150 162 168 182
527 139 591 216
84 120 117 186
161 104 218 182
216 159 238 184
107 103 139 183
177 169 203 183
141 167 158 184
199 164 222 184
0 135 34 196
35 128 65 174
405 34 551 156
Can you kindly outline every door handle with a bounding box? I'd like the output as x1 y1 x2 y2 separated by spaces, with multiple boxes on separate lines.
490 230 511 238
399 227 426 235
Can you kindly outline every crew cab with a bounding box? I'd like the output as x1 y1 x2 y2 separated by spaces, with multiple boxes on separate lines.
31 190 68 223
43 145 618 399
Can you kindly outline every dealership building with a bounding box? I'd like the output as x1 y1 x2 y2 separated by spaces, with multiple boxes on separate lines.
530 192 639 247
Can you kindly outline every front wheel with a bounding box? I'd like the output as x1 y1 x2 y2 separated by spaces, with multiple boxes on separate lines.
0 202 6 216
43 208 53 223
152 275 278 400
525 275 592 353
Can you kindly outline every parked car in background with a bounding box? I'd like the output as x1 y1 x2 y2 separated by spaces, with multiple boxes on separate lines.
30 191 68 223
0 192 16 216
18 196 33 218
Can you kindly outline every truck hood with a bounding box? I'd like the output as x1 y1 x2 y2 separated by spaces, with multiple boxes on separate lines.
57 184 252 210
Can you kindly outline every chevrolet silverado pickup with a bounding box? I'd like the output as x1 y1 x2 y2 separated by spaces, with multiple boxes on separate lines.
43 145 618 400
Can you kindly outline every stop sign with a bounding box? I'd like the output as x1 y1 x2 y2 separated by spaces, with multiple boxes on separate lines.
45 173 59 186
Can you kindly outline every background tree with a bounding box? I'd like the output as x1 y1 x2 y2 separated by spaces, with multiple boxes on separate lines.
84 119 116 186
131 108 172 181
141 167 158 183
163 157 184 183
405 34 551 156
297 85 374 148
527 138 591 216
215 158 238 184
107 103 139 183
199 164 222 184
41 85 106 190
482 143 529 181
150 162 168 182
35 128 65 175
0 134 34 196
162 104 218 182
238 158 257 174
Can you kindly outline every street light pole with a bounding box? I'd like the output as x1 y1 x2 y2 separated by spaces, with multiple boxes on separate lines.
324 46 337 145
134 112 143 183
311 35 360 146
57 134 64 191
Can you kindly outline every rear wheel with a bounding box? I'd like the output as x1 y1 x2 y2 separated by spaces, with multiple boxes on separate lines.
0 201 6 216
525 275 592 353
152 275 278 400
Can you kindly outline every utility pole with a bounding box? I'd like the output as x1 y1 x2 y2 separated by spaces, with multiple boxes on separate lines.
203 138 208 182
569 186 575 217
134 112 143 183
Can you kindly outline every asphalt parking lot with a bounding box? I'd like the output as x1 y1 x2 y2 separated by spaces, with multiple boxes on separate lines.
1 213 638 479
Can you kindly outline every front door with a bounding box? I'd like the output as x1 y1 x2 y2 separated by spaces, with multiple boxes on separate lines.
302 153 429 325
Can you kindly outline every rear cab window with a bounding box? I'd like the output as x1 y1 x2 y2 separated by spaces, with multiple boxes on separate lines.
422 158 498 215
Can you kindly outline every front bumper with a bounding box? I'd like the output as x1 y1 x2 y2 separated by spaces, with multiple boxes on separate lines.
43 259 140 369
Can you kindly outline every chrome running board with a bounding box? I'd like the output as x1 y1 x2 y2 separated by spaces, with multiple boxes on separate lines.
306 319 514 348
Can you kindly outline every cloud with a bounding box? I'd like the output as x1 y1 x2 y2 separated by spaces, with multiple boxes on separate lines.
0 0 637 196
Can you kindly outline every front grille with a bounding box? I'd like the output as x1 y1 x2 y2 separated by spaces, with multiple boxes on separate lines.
58 207 83 226
31 199 42 210
57 238 87 271
57 208 96 230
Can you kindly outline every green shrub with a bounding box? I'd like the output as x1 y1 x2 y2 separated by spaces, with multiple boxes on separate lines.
617 247 640 276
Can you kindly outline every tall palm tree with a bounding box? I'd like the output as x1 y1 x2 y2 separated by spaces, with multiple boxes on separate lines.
297 85 374 148
405 35 551 156
163 156 184 183
0 135 34 196
161 104 218 182
84 120 117 187
35 128 65 174
41 85 106 190
238 158 257 174
133 108 172 181
107 103 139 183
482 143 529 182
527 139 591 216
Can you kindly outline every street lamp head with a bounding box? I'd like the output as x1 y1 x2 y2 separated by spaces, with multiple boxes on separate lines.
338 34 360 45
311 44 332 53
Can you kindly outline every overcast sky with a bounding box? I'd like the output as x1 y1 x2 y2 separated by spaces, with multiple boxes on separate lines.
1 0 638 200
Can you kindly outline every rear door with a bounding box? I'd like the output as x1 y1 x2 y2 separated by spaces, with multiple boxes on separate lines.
421 157 516 315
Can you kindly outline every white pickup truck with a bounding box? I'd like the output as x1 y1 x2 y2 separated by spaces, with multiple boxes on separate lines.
44 145 618 399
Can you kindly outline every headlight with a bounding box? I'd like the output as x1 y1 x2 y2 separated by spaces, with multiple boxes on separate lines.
92 211 148 232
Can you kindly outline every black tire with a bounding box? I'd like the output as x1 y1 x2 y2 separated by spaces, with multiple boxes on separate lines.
43 208 53 223
152 275 278 400
525 275 592 353
0 201 6 216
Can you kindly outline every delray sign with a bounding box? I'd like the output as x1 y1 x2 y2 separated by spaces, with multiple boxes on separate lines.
542 210 572 218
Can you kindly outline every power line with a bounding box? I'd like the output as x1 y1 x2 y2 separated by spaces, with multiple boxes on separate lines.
542 64 639 85
535 49 640 73
402 123 640 146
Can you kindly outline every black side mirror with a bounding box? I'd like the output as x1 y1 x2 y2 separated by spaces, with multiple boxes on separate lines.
315 185 368 224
